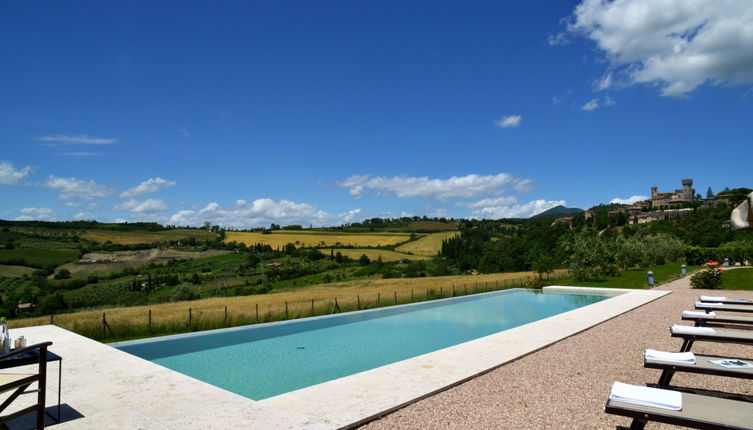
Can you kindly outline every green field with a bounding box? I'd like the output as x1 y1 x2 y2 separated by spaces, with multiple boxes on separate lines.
0 248 80 267
54 249 232 279
81 229 216 245
225 230 413 248
719 268 753 290
558 264 705 289
0 265 36 277
331 248 431 262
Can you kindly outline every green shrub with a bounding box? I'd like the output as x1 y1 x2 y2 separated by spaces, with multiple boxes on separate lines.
690 267 722 289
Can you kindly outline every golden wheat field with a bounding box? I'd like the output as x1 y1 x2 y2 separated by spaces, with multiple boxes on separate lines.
394 231 459 256
331 248 431 262
9 270 567 332
81 229 216 245
224 230 413 248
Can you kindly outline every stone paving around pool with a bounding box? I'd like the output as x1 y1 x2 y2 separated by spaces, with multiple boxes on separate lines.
0 284 683 429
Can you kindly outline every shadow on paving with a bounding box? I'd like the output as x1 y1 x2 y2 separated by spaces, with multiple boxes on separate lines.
5 404 84 429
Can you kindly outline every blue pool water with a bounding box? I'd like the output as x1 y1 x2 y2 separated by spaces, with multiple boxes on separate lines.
115 289 609 400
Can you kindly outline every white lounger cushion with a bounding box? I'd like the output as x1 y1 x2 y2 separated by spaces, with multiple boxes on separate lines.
700 296 727 302
671 325 716 336
683 310 716 318
696 301 724 308
609 382 682 411
645 349 696 364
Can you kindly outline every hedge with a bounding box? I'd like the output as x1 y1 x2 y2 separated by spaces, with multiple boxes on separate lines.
684 246 753 265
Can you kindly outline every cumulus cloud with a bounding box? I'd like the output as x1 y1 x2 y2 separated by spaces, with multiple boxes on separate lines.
455 196 519 209
466 198 567 219
35 134 115 144
17 207 55 221
43 175 114 200
610 195 649 205
495 115 522 128
0 161 32 185
336 173 533 202
167 198 363 228
119 177 176 198
63 202 80 208
116 198 169 213
73 212 95 220
566 0 753 97
581 98 600 111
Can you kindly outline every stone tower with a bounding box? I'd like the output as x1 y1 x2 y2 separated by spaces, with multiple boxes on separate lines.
682 179 694 201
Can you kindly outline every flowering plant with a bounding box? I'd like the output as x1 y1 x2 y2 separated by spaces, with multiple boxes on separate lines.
691 262 723 289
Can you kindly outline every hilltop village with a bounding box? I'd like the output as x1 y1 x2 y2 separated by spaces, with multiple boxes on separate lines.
555 179 745 226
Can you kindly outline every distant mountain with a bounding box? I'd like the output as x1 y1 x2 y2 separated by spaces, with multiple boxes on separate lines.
530 205 583 219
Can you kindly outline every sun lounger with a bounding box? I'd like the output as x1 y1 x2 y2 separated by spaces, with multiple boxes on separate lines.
644 350 753 386
683 311 753 329
695 302 753 314
606 386 753 430
670 325 753 352
699 296 753 306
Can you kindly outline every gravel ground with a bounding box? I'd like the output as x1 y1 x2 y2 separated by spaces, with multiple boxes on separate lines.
360 274 753 430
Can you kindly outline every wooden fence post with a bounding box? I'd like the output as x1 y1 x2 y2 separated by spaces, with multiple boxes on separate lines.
255 303 259 323
357 295 361 310
49 315 54 325
377 293 380 305
285 301 289 320
311 299 315 315
394 291 397 305
411 289 414 302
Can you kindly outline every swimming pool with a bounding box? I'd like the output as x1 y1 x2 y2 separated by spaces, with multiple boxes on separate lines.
114 288 609 400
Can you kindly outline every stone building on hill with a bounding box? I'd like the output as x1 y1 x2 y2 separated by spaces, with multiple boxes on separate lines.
651 179 695 208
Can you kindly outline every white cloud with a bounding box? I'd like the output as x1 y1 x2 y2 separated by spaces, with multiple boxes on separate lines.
0 161 32 185
43 175 114 200
604 95 616 106
595 72 613 91
73 212 94 220
467 198 567 219
180 128 191 137
566 0 753 97
610 195 649 205
35 134 115 144
64 202 80 207
17 207 55 221
495 115 522 128
581 98 600 111
455 196 519 209
116 198 168 213
336 173 533 202
552 89 573 105
167 198 363 228
119 177 176 198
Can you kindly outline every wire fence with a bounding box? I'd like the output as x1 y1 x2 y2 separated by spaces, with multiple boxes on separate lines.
38 272 567 342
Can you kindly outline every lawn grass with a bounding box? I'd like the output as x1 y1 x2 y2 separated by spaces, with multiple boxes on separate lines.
719 267 753 290
557 264 705 289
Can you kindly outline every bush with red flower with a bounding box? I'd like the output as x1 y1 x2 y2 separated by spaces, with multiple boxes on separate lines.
690 260 723 289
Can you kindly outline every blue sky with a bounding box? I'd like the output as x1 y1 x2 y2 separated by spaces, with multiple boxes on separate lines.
2 0 752 228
